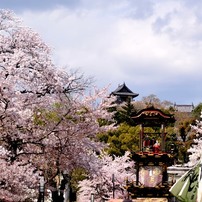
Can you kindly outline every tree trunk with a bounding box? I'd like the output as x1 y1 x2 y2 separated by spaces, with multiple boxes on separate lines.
51 190 64 202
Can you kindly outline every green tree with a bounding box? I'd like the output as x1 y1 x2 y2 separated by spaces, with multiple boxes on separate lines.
192 102 202 119
98 123 158 156
113 99 137 125
98 123 139 156
173 110 196 163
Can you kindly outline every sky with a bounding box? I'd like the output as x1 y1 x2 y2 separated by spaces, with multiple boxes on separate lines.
1 0 202 105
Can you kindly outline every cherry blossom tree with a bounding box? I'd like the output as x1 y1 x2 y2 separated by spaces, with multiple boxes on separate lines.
77 151 135 202
0 9 115 201
34 87 115 201
186 113 202 201
187 113 202 166
0 146 38 201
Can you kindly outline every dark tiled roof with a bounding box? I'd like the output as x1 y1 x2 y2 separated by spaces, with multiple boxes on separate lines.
131 106 175 126
111 83 139 98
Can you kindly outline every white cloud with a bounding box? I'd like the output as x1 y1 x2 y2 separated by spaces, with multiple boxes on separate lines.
17 0 202 104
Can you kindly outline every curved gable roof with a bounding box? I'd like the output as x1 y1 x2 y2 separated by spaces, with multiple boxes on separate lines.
131 106 175 126
111 83 139 98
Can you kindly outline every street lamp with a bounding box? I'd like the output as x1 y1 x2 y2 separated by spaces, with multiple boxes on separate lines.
38 175 45 202
90 193 94 202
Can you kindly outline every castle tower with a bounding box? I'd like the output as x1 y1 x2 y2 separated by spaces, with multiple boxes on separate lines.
111 83 139 103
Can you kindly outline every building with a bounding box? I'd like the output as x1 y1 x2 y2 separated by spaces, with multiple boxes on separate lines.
111 83 139 103
174 103 194 113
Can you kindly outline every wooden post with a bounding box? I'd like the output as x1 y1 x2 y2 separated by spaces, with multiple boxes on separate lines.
161 124 165 152
140 124 144 151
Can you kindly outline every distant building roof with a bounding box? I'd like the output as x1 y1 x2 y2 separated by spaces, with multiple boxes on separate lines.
174 103 194 113
111 83 139 98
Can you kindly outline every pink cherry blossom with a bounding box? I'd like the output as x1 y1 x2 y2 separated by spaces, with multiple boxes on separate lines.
0 9 115 201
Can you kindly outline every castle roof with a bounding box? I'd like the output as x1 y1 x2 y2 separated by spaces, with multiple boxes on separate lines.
111 83 139 98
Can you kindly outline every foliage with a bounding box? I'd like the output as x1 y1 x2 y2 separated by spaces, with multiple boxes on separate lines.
192 102 202 119
141 94 173 110
98 123 159 156
70 167 87 192
0 9 115 201
187 113 202 166
0 147 38 201
172 110 196 163
77 151 135 202
98 123 140 156
112 99 137 125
